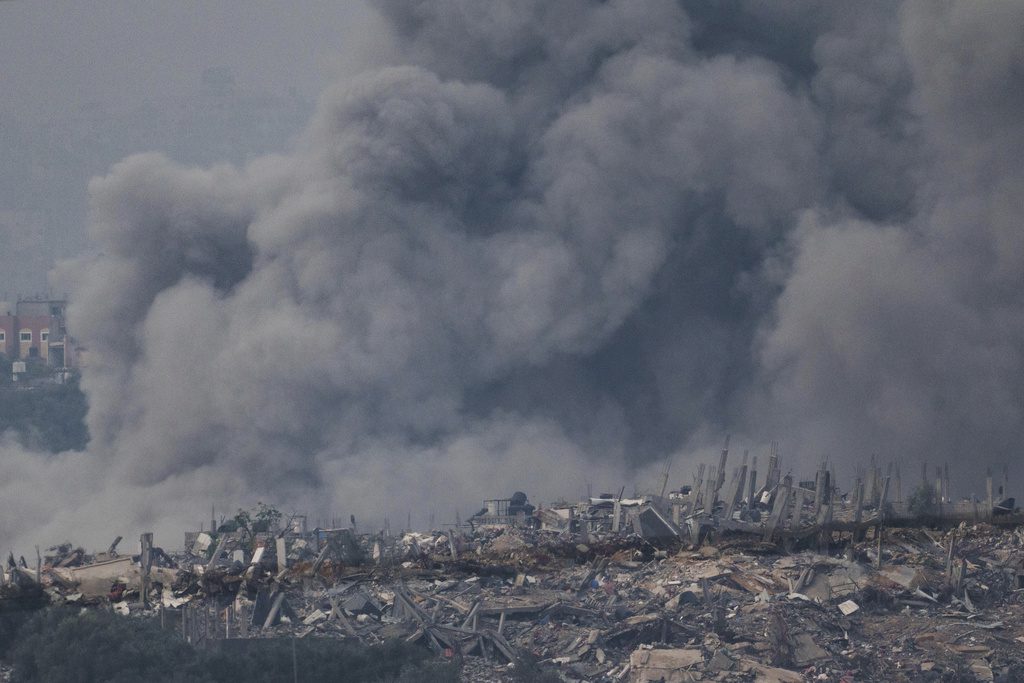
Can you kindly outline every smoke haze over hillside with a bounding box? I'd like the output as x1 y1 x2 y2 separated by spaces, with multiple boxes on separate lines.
1 0 1023 551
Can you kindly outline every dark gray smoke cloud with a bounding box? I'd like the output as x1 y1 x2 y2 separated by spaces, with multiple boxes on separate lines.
2 0 1021 550
750 0 1024 479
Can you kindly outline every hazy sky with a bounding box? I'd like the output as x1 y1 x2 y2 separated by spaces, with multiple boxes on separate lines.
0 2 377 111
0 1 376 296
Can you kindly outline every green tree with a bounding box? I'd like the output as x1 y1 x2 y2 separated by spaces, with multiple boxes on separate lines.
7 608 459 682
0 374 88 452
10 608 213 683
251 502 282 532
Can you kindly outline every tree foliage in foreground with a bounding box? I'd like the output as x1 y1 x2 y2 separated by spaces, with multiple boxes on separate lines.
8 608 458 683
0 371 88 452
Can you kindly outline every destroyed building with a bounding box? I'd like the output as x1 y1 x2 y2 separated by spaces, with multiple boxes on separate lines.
5 442 1024 682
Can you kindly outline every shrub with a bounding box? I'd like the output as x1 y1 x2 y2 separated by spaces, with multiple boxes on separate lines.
6 608 456 682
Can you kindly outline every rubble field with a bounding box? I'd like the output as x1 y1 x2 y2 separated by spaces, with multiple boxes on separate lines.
4 447 1022 682
7 519 1024 682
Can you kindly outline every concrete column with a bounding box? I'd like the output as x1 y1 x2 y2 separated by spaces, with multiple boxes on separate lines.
748 457 758 506
140 532 154 607
986 469 994 520
276 537 287 574
852 478 864 524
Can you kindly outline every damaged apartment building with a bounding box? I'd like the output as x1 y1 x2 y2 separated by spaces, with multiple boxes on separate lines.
0 296 79 371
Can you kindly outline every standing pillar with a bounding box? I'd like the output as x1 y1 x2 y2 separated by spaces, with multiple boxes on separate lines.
140 532 154 607
705 466 717 512
986 468 994 520
748 457 758 507
276 537 288 574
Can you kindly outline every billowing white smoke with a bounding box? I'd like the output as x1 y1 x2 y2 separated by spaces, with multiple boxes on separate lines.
2 0 1023 551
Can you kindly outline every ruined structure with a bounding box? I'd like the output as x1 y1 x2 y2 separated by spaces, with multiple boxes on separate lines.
5 447 1024 681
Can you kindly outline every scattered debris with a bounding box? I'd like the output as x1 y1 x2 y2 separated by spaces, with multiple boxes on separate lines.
5 448 1024 681
837 599 859 615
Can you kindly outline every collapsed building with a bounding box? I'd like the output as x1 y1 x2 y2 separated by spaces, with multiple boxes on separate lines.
4 443 1024 682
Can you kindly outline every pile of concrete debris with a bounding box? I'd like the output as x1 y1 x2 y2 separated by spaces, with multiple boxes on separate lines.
6 516 1024 682
4 442 1024 681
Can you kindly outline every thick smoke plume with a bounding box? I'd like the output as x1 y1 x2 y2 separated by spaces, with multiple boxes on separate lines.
3 0 1023 550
